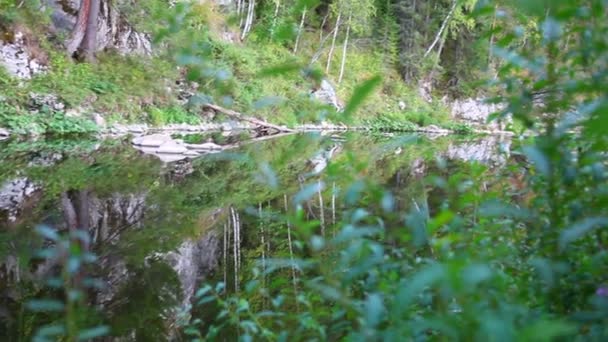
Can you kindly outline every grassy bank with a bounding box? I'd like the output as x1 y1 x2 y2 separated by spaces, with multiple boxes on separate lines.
0 1 453 134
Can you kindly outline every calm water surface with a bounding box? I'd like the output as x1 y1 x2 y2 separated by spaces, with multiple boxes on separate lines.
0 132 512 339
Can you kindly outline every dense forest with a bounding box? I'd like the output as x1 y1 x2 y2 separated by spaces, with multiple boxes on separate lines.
1 0 510 132
1 0 608 341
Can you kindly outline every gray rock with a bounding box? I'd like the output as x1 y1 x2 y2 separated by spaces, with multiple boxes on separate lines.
451 98 510 130
398 100 406 111
0 178 40 222
186 142 223 151
29 93 65 112
156 140 188 154
183 150 200 157
132 134 173 147
126 124 147 134
155 154 188 163
27 153 63 167
0 127 9 141
93 113 106 127
0 32 46 79
311 80 342 111
110 124 129 134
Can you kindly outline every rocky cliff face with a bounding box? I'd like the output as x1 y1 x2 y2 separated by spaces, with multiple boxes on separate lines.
446 136 511 166
0 31 47 79
0 178 40 223
44 0 152 56
164 231 221 308
312 80 342 111
451 98 510 131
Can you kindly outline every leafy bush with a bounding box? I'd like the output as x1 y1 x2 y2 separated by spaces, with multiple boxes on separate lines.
148 106 201 126
177 1 608 341
0 103 98 135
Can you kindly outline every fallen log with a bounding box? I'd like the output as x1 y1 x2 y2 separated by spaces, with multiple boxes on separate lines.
203 103 295 133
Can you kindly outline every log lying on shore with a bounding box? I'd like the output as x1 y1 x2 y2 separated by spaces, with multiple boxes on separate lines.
203 103 295 133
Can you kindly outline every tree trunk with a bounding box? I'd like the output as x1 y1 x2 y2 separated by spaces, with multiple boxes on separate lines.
61 192 78 233
488 5 497 70
66 0 91 56
338 12 351 84
81 0 100 62
293 7 307 53
271 0 280 37
320 13 329 41
423 0 457 58
326 10 341 74
284 194 299 311
241 0 256 40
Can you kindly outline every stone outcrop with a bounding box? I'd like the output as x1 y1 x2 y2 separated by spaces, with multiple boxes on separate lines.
133 134 227 162
44 0 152 56
311 80 342 111
28 93 66 112
451 98 510 131
0 31 47 79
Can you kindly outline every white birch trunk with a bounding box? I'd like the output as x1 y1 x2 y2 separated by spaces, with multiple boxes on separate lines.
338 12 352 84
271 0 281 36
326 11 341 74
318 180 325 236
232 207 239 293
284 194 299 311
320 13 329 41
423 0 457 58
331 182 336 226
223 223 227 287
293 7 307 53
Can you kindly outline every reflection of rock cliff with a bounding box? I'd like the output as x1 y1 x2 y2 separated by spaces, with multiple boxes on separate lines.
0 178 40 222
164 231 220 307
446 136 511 166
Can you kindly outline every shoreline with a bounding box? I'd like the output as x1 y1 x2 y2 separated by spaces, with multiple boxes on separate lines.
0 121 516 141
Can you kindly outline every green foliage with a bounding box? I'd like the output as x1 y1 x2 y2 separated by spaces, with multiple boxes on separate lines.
364 115 418 131
0 103 98 135
23 227 108 341
173 1 608 340
148 106 201 126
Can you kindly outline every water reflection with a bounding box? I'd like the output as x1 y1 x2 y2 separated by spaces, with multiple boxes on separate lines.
0 132 512 339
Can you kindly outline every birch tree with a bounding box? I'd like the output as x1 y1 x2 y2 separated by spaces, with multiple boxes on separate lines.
293 6 308 53
331 0 376 83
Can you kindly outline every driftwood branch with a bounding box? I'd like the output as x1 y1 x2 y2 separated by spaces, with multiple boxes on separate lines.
203 103 295 133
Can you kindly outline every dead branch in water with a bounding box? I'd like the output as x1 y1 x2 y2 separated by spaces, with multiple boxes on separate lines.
203 103 295 133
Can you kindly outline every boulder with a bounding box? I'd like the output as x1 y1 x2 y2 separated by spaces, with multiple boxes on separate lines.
156 140 188 154
312 80 342 111
186 142 223 151
132 134 173 147
0 128 9 141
